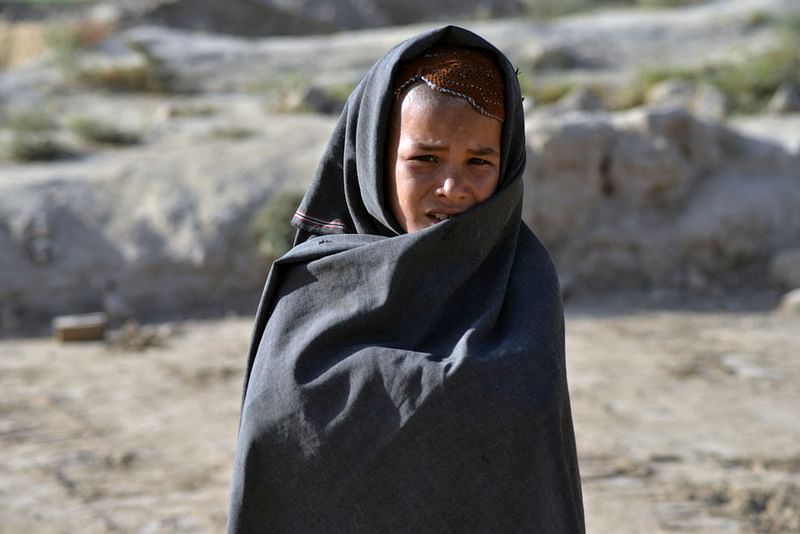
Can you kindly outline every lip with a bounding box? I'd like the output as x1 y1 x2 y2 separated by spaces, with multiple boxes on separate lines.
426 210 463 223
426 208 464 217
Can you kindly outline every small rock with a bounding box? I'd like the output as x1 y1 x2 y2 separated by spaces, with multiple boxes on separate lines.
280 86 343 115
52 312 108 342
556 87 604 112
646 81 730 120
692 83 728 119
528 44 590 71
105 321 168 352
87 3 123 28
767 83 800 114
778 288 800 314
770 248 800 289
646 79 695 109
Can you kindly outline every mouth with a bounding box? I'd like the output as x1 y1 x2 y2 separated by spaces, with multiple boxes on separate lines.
427 211 459 224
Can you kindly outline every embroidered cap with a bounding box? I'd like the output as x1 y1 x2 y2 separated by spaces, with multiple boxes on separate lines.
393 45 506 122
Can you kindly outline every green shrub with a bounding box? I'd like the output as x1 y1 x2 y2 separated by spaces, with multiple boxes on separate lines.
523 0 706 19
42 18 113 79
321 82 356 104
784 11 800 36
601 83 648 111
211 125 256 140
12 0 92 4
3 110 70 162
43 16 173 93
745 10 772 28
252 73 311 95
7 111 57 132
518 74 574 106
635 0 705 7
7 134 72 162
165 103 217 118
712 47 800 113
634 36 800 114
250 190 305 259
533 81 574 105
46 24 178 94
76 48 177 93
256 75 349 114
77 62 159 91
68 117 141 146
43 20 83 74
524 0 603 19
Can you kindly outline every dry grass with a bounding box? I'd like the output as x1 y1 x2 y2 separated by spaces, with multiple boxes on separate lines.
250 189 305 259
0 20 48 69
3 110 72 162
67 117 142 146
6 133 73 162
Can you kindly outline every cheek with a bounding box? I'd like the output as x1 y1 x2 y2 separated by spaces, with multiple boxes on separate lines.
471 169 501 203
395 165 434 205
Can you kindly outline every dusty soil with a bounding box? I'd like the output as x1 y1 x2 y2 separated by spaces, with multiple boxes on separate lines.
1 300 798 533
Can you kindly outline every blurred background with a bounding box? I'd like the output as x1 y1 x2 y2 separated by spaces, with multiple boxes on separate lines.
1 0 799 330
1 1 799 533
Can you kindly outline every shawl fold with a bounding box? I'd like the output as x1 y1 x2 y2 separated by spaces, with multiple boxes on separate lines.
228 25 584 534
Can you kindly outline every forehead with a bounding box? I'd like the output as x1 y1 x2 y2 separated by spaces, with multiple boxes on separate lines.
390 83 507 137
388 83 503 151
395 83 470 115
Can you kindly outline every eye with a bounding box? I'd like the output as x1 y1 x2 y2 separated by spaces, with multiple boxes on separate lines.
411 155 437 163
469 158 492 166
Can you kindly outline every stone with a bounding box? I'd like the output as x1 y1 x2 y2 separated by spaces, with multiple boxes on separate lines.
778 288 800 314
52 312 108 342
646 81 728 119
280 86 344 115
692 83 728 120
527 44 592 72
555 87 604 112
646 79 695 109
523 113 615 245
767 83 800 114
636 107 724 175
607 129 692 208
770 248 800 289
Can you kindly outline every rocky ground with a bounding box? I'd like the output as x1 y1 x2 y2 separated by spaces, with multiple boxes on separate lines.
1 298 798 533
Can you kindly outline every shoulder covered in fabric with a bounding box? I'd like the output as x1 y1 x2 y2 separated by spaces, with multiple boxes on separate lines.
519 223 561 281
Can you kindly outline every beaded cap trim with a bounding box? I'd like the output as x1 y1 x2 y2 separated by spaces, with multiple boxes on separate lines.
392 45 505 122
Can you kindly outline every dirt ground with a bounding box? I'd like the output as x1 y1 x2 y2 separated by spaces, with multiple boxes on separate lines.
1 297 799 533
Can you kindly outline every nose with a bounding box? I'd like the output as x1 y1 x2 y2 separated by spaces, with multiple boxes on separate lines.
435 171 469 202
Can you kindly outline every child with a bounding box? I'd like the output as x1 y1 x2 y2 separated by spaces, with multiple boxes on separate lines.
228 25 584 533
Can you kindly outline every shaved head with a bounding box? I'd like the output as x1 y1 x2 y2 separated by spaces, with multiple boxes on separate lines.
392 82 471 122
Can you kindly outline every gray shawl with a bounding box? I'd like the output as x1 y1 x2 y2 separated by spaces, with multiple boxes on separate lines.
227 26 584 534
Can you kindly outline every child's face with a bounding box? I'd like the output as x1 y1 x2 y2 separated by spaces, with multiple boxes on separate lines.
385 84 502 233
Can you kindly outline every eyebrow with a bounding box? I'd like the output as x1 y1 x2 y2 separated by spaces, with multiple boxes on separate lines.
468 146 500 157
410 142 500 156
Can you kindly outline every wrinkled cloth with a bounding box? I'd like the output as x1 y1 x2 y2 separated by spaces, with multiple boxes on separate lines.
392 44 506 122
227 25 585 534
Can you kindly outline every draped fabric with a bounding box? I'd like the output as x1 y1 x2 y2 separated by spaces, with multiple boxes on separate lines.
227 25 585 534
